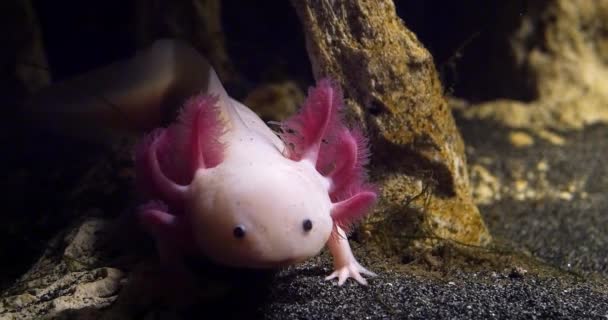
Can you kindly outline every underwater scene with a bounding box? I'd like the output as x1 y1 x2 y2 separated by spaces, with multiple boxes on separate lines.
1 1 607 319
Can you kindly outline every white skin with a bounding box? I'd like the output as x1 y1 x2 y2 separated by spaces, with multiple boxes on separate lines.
25 39 375 285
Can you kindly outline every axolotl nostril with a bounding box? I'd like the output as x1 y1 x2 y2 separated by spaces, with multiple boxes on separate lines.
134 69 378 285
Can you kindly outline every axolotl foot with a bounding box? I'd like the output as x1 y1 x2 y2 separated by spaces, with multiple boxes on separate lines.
325 226 377 286
325 259 377 286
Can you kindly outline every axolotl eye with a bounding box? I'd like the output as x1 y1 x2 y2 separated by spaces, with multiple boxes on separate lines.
302 219 313 232
233 225 246 239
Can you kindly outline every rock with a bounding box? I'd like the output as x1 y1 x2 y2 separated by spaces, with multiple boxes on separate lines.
509 266 528 279
0 219 125 319
243 81 304 121
462 0 608 131
508 131 534 148
469 165 501 205
536 129 565 146
290 0 491 251
63 218 111 271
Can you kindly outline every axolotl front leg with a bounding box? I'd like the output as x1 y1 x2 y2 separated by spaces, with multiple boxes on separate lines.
326 226 376 285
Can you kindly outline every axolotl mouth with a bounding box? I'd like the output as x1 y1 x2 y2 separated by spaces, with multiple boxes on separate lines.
227 256 309 269
183 254 307 272
221 257 310 270
204 240 326 269
268 257 306 268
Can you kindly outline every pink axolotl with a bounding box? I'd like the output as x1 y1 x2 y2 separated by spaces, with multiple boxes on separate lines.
134 69 378 285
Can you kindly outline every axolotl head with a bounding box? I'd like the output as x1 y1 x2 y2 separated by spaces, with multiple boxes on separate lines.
187 158 334 268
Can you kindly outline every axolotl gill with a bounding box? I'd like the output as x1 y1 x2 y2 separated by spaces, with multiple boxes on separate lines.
134 69 378 285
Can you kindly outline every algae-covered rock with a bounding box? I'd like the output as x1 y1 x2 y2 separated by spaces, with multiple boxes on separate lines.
291 0 491 252
244 81 304 122
462 0 608 131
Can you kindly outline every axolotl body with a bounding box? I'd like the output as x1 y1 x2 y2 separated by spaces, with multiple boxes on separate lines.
134 70 377 285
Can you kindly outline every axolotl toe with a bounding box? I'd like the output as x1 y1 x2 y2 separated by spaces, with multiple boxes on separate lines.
134 70 378 285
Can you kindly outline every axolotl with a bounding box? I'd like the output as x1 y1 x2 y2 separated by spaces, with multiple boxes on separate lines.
134 69 378 285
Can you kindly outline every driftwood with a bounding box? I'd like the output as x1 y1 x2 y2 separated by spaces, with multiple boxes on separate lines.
291 0 491 251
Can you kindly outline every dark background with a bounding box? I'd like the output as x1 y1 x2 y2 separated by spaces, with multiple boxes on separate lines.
32 0 528 101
